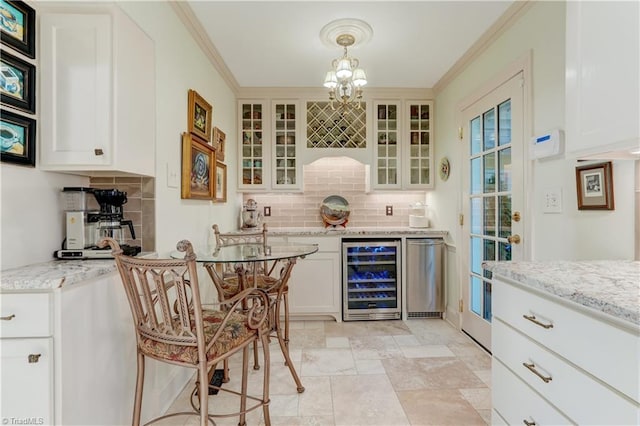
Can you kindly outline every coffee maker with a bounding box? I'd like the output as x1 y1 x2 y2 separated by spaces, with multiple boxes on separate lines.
56 187 141 259
240 198 263 229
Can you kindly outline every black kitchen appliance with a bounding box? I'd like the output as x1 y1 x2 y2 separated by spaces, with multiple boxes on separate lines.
342 238 401 321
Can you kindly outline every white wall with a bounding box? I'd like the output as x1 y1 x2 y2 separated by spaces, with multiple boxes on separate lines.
433 2 636 323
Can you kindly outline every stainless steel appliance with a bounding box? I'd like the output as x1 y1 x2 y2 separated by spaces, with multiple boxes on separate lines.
342 239 401 321
56 188 140 259
241 198 263 229
406 238 444 318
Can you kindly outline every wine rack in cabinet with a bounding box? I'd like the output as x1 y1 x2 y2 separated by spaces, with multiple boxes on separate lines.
306 101 367 148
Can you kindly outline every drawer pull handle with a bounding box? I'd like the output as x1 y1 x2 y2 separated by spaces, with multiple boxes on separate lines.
523 420 536 426
28 354 42 363
523 362 552 383
1 314 16 321
523 314 553 329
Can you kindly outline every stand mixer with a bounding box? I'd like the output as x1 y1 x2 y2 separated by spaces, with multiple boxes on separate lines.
241 199 263 229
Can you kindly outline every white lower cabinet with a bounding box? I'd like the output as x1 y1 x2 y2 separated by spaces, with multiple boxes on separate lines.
281 236 341 321
492 278 640 425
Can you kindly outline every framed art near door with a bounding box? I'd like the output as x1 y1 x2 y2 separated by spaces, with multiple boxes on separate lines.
576 161 614 210
0 108 35 166
0 0 36 59
181 132 215 200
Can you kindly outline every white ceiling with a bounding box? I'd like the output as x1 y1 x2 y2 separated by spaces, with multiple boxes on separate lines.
187 1 516 89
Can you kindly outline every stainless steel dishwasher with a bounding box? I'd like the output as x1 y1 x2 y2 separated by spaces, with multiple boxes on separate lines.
406 238 444 318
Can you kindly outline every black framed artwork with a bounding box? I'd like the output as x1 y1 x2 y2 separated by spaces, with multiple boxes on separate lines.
1 108 35 166
0 0 35 59
0 50 35 113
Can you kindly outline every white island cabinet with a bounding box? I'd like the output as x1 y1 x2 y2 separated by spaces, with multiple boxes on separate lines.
40 4 156 177
486 261 640 425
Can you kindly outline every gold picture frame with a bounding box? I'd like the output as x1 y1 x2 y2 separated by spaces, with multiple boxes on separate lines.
187 89 212 143
214 161 227 203
181 132 215 200
212 127 226 161
575 161 614 210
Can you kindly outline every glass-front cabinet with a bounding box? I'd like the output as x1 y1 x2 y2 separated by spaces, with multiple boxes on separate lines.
272 101 300 189
405 101 434 189
373 101 401 188
239 102 267 189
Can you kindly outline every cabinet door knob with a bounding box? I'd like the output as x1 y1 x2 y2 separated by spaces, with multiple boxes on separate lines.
1 314 16 321
28 354 42 363
94 148 104 156
523 419 536 426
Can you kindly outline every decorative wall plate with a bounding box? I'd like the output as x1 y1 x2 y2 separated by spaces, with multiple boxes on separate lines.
320 195 350 227
439 157 450 181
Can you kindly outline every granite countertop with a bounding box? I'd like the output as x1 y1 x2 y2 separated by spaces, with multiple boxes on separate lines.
267 226 448 237
1 252 156 291
483 260 640 326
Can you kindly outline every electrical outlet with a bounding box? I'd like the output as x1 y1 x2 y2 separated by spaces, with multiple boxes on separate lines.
264 206 271 217
386 205 393 216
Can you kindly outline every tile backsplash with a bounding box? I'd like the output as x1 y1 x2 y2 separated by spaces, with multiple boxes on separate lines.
89 177 155 251
244 157 427 228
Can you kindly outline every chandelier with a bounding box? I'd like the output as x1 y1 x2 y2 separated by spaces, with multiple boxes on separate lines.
323 33 367 111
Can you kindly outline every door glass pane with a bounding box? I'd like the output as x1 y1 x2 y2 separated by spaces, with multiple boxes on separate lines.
498 100 511 146
498 147 511 192
471 237 482 275
471 276 482 316
483 153 495 193
471 158 482 194
483 197 495 236
483 281 492 321
470 116 481 155
483 239 495 278
498 195 511 238
483 108 495 150
499 241 512 261
471 197 482 234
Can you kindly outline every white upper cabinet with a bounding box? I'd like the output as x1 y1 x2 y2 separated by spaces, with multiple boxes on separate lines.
565 1 640 158
40 5 156 176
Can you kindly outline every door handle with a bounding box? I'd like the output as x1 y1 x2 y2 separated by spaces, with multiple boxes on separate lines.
507 234 521 244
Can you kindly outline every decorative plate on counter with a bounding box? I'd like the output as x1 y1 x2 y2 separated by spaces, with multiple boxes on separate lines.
320 195 350 227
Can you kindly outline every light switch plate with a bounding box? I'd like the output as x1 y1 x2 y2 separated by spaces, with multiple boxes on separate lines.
543 187 562 213
167 162 179 188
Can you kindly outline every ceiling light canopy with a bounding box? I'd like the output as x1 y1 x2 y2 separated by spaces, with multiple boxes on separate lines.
320 19 372 112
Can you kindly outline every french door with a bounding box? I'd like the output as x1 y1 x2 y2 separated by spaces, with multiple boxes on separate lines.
460 72 525 351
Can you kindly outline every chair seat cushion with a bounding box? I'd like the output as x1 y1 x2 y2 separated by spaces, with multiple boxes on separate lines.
139 309 255 364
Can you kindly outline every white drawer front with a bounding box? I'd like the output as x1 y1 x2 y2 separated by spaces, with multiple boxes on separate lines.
493 358 571 426
493 318 639 425
0 337 54 423
1 293 52 338
493 279 639 403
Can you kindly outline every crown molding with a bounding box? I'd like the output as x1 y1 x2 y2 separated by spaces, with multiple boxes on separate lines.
433 0 534 95
170 1 240 95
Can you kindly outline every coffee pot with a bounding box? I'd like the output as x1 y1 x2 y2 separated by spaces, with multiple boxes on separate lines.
241 199 263 229
93 189 136 244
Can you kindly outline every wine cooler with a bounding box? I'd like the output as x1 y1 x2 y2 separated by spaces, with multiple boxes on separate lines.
342 239 401 321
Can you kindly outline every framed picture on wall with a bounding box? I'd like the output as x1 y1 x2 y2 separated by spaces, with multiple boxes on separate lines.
212 126 226 161
214 161 227 203
0 50 35 113
575 161 614 210
1 108 35 166
0 0 36 59
187 89 212 143
181 132 215 200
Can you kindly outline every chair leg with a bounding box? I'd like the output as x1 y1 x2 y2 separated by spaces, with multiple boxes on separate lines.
198 363 209 426
283 291 290 347
132 352 145 426
239 346 249 426
252 340 260 370
223 358 230 383
260 332 271 426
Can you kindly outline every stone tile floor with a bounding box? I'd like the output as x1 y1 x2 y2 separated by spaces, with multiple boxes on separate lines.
158 319 491 425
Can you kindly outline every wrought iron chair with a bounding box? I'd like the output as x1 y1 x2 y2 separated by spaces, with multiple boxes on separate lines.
99 237 271 426
206 224 302 391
